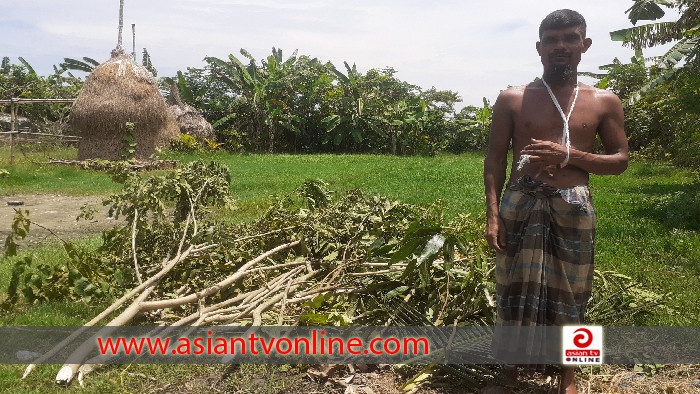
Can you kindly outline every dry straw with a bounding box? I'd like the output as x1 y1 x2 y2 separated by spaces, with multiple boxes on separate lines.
71 47 179 160
167 79 215 142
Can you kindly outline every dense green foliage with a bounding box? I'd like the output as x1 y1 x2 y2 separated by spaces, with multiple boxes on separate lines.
166 48 489 155
590 0 700 167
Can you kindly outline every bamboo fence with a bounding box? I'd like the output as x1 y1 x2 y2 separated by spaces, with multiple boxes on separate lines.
0 98 77 164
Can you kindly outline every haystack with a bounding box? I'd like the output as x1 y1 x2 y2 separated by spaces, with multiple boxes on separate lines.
167 79 215 141
71 47 179 161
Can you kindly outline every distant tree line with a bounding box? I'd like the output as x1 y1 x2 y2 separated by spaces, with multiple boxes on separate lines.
1 50 492 155
160 48 490 155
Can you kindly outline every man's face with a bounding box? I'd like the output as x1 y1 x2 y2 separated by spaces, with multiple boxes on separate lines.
536 26 592 78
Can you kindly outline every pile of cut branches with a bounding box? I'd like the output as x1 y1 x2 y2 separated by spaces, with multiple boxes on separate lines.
2 160 672 389
36 158 179 171
5 160 497 387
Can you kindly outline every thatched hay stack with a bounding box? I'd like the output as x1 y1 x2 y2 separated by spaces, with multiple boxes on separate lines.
167 79 215 142
71 48 179 161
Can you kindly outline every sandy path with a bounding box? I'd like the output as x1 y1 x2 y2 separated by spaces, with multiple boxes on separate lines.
1 194 124 247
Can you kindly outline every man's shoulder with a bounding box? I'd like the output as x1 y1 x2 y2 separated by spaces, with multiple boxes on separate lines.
579 83 620 100
496 84 528 103
497 81 548 98
578 83 623 109
498 84 528 96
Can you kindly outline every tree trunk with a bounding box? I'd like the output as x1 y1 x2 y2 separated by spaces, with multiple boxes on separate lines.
268 126 276 153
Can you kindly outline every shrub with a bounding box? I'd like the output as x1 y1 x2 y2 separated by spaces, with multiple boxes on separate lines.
169 133 201 152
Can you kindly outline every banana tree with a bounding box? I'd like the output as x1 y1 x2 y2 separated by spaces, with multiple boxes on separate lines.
458 97 492 151
383 98 428 155
59 57 100 73
580 50 652 101
322 62 386 151
1 57 9 74
205 47 305 152
610 0 700 106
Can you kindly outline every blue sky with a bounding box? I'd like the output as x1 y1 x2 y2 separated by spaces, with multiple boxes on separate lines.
1 0 680 108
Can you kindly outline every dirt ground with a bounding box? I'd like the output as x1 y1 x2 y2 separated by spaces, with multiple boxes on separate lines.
0 194 123 247
128 363 700 393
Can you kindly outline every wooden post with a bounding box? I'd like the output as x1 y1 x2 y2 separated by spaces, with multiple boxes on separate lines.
117 0 125 48
132 24 136 61
10 98 16 165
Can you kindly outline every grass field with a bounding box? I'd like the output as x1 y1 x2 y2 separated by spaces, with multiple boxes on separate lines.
1 146 698 392
1 147 698 324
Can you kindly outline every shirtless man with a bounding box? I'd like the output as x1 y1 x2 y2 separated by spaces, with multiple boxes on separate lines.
483 9 628 394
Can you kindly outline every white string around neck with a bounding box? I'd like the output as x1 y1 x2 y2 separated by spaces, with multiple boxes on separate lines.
515 79 580 172
542 78 579 167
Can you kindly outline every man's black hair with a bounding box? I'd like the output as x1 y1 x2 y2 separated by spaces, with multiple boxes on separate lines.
539 9 587 39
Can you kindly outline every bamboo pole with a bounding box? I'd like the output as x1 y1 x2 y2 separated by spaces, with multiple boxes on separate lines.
117 0 125 48
10 99 16 165
0 131 79 138
132 24 136 62
0 98 75 105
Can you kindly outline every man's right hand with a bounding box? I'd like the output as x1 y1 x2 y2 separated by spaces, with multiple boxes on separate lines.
485 216 507 254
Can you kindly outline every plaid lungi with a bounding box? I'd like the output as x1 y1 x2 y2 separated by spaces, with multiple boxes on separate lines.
492 176 595 364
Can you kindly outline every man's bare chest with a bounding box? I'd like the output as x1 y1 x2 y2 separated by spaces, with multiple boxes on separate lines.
513 108 600 147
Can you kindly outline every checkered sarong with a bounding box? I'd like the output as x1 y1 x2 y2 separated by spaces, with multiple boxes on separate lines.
492 176 595 364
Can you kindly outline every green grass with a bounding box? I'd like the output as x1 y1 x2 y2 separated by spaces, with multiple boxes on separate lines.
0 148 697 390
0 364 234 393
165 151 487 223
2 149 697 325
0 146 120 196
2 148 486 221
590 161 699 325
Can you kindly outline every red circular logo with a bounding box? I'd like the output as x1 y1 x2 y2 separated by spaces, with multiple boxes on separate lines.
573 328 593 348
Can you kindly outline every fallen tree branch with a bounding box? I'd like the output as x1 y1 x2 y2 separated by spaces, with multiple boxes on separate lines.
195 267 306 325
346 268 403 277
23 244 200 379
250 270 318 326
54 240 299 383
278 271 295 325
139 240 301 311
166 263 308 326
210 269 312 324
232 225 300 243
131 207 143 284
56 284 157 385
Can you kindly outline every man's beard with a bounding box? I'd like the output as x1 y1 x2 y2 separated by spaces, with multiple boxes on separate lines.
544 64 574 82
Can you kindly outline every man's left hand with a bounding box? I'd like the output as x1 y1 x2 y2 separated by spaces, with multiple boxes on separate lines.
520 138 567 166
